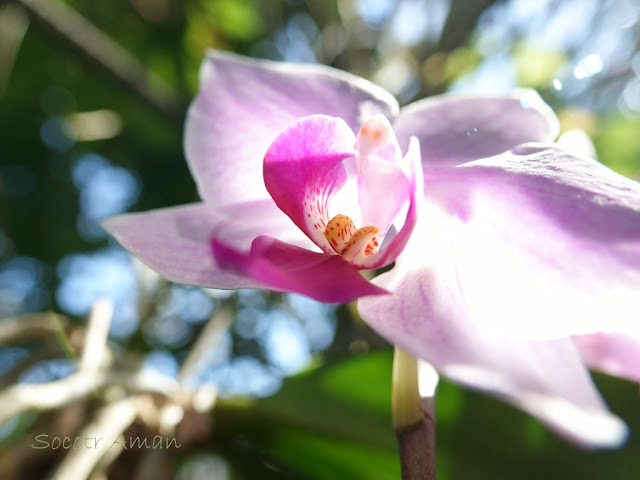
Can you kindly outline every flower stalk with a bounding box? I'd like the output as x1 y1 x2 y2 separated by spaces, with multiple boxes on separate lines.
392 346 437 480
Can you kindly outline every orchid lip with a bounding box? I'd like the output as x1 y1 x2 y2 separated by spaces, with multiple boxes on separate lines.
323 213 380 259
263 113 422 271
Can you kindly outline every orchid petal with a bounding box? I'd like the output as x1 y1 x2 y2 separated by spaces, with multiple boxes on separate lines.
359 137 423 269
557 128 598 159
393 90 559 167
357 159 408 235
358 210 628 448
212 235 388 303
424 144 640 339
102 204 262 289
263 115 356 252
355 115 409 235
574 332 640 383
214 199 316 251
185 50 398 208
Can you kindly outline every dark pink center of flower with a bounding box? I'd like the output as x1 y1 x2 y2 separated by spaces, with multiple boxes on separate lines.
316 115 402 264
264 112 419 270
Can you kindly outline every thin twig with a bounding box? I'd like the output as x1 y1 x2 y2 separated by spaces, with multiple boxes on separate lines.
0 343 65 389
51 312 79 362
0 312 69 344
178 306 233 385
49 397 139 480
8 0 186 122
0 370 181 425
80 298 113 373
0 2 29 95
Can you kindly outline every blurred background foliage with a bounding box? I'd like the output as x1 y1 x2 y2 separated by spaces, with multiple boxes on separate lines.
0 0 640 478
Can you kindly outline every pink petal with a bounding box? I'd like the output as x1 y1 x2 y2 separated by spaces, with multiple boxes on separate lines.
358 211 628 448
212 199 315 252
393 90 558 167
212 235 388 303
424 144 640 339
263 115 356 252
574 332 640 383
359 137 423 269
355 115 408 235
102 204 262 289
185 50 398 209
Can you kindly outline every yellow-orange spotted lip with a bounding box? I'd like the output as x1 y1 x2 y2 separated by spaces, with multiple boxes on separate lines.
323 214 379 260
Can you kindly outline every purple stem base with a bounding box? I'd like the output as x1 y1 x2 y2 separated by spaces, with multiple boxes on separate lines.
396 397 437 480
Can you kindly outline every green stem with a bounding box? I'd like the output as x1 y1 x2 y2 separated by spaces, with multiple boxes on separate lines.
51 312 78 362
392 346 437 480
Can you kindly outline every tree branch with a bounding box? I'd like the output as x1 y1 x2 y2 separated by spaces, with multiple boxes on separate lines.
0 370 181 425
9 0 186 122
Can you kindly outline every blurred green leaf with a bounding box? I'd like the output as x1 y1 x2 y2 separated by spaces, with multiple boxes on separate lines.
202 0 264 41
256 350 396 450
269 428 400 480
596 115 640 180
213 350 399 479
444 48 482 84
317 349 391 415
514 46 566 88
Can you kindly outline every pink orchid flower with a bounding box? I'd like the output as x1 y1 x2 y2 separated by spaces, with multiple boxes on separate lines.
103 51 640 448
